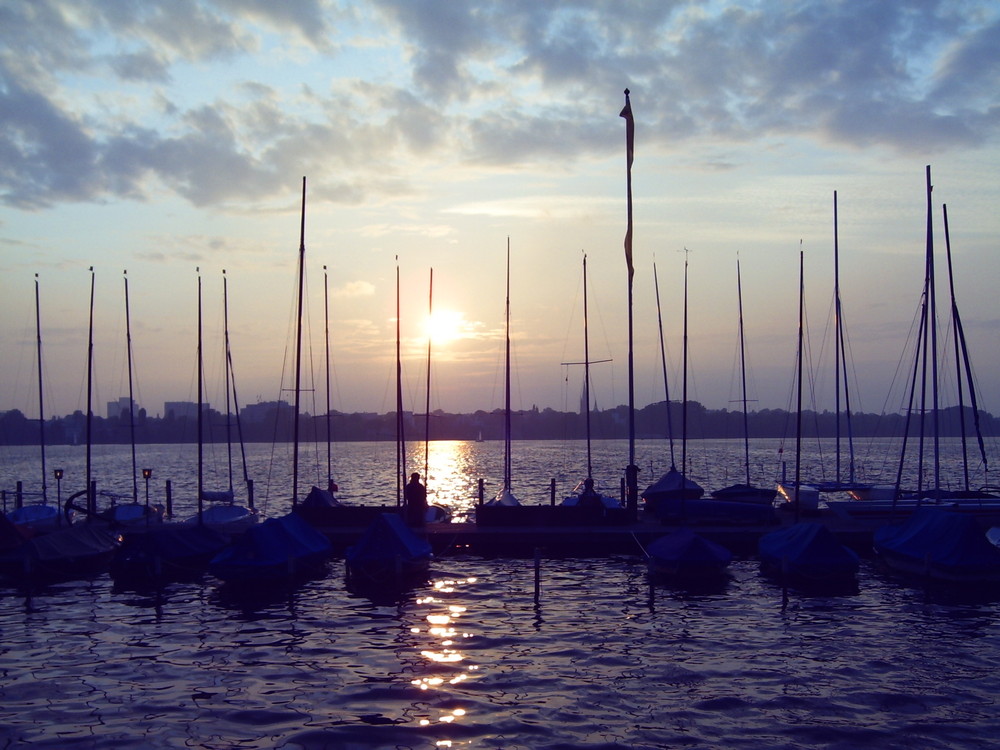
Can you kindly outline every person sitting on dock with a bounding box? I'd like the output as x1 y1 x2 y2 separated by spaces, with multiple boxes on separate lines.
405 472 427 527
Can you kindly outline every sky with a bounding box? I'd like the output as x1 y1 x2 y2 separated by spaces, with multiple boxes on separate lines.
1 0 999 424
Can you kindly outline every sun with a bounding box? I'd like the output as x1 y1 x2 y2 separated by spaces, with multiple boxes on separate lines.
424 309 465 344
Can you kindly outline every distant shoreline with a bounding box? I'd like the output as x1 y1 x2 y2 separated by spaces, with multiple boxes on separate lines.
2 400 997 446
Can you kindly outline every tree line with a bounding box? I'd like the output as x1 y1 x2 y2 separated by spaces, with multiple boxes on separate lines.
2 400 998 446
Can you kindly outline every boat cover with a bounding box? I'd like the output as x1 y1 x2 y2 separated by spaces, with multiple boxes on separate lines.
209 512 332 581
201 489 235 503
873 507 1000 577
30 525 120 562
301 486 342 509
643 466 704 502
0 513 34 551
711 483 777 504
758 522 858 579
345 513 432 566
647 528 733 567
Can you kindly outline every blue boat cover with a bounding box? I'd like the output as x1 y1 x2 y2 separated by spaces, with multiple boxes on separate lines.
758 522 859 579
643 466 704 502
301 486 342 509
647 528 733 566
209 512 332 581
873 507 1000 574
345 513 432 566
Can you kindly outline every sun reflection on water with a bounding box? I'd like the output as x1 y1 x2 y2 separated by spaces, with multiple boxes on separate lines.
421 441 487 521
408 576 479 737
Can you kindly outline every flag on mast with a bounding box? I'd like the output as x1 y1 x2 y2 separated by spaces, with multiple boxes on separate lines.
621 88 634 282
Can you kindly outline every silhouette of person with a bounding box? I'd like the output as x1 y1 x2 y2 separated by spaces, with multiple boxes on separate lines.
579 477 603 508
405 472 427 526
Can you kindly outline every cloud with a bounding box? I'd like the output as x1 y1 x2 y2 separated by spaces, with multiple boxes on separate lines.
0 0 998 212
335 280 376 298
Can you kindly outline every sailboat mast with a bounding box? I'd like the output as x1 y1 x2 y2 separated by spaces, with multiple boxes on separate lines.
925 165 940 494
396 259 406 506
197 268 204 522
794 249 804 522
620 88 638 514
292 176 306 508
34 275 47 503
833 191 842 484
504 238 512 493
943 203 989 486
424 268 433 484
323 264 332 488
124 270 138 504
583 253 593 479
653 263 675 467
943 204 969 489
736 259 751 487
223 270 234 493
85 266 95 516
681 251 689 479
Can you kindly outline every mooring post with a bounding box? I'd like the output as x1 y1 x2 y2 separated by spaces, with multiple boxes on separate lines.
165 480 173 517
247 478 255 510
549 479 556 506
478 478 484 505
15 481 23 510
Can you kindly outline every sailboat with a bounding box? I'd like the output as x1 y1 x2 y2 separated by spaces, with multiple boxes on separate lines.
183 270 258 537
827 167 1000 522
415 268 451 524
110 270 231 586
486 239 520 508
209 178 332 585
874 507 1000 584
100 271 165 528
643 252 705 513
758 521 859 587
561 253 620 510
711 259 778 505
775 247 822 515
6 275 65 534
2 269 120 583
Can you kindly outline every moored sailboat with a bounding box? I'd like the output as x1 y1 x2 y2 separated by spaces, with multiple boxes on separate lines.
711 259 777 506
874 507 1000 584
208 178 332 584
827 167 1000 521
485 239 521 508
560 253 620 510
5 274 65 534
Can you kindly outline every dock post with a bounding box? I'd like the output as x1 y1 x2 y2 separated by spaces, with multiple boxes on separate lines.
478 478 484 505
165 480 173 517
15 481 23 510
550 479 556 506
247 479 255 510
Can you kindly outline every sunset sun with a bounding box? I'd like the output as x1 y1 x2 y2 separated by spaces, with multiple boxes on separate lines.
424 309 465 344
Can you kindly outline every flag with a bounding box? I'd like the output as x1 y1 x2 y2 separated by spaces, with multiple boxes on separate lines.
620 88 634 170
620 89 634 282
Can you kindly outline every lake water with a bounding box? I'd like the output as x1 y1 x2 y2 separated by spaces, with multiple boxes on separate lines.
3 438 1000 748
